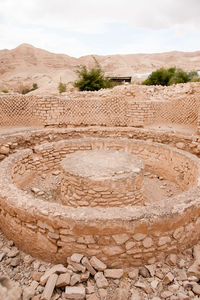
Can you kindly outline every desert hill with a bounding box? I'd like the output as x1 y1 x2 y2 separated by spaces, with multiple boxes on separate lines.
0 43 200 94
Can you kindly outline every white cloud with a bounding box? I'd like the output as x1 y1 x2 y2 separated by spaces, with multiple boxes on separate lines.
0 0 200 55
1 0 200 32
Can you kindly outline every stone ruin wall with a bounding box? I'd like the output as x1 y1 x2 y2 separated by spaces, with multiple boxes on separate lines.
0 94 199 130
0 134 200 267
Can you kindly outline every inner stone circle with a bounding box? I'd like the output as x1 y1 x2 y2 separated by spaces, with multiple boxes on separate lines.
61 150 145 207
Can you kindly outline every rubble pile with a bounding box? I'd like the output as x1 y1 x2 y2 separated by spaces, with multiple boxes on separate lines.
1 230 200 299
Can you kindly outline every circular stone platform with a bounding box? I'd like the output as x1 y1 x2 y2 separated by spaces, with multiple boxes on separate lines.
60 150 144 207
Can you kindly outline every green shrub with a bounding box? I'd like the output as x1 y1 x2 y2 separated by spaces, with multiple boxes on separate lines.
74 63 116 91
21 83 38 94
58 82 66 93
142 67 199 86
32 83 38 90
1 89 8 93
22 88 31 95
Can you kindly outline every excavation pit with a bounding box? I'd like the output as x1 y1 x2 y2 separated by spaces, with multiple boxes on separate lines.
0 134 200 267
60 150 144 207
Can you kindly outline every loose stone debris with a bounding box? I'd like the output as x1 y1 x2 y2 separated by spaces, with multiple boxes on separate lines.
1 231 200 299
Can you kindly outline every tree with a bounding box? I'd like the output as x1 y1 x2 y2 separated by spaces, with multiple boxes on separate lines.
74 63 114 91
142 67 199 86
58 82 66 93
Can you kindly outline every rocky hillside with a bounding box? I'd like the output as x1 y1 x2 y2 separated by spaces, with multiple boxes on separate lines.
0 44 200 94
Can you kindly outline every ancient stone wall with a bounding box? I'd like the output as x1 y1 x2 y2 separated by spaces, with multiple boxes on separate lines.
151 96 199 127
0 94 199 129
0 135 200 267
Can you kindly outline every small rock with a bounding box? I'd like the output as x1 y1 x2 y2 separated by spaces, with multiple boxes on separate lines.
145 264 156 277
94 272 108 288
80 271 90 282
67 258 86 273
176 142 185 149
86 294 99 300
176 291 190 299
131 288 142 300
139 266 150 278
10 256 21 267
163 272 174 285
104 269 123 279
82 257 96 275
52 170 60 176
65 286 85 299
133 233 146 241
40 274 58 300
24 255 34 266
90 256 107 271
143 237 153 248
160 290 173 298
192 283 200 295
0 146 9 155
56 273 71 287
98 288 107 299
128 269 139 280
0 252 6 262
32 271 43 282
40 264 68 285
70 274 81 286
7 248 19 258
31 187 40 194
71 253 84 263
176 269 187 281
86 286 95 294
151 279 160 291
134 281 152 293
166 253 177 266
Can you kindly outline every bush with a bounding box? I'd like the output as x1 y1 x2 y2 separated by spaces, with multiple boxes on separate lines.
21 83 38 94
142 67 199 86
58 82 66 93
74 64 116 91
1 89 8 93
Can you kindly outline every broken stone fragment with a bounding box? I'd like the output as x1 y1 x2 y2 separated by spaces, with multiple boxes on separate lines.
80 271 90 282
0 146 9 155
70 274 81 286
31 187 41 194
64 286 86 299
139 266 150 278
163 272 174 285
70 253 84 263
94 272 108 288
104 269 124 279
128 269 139 280
67 257 86 273
86 286 95 294
41 273 58 300
40 264 67 285
7 248 19 258
82 257 96 275
56 273 71 287
90 256 107 271
166 253 177 266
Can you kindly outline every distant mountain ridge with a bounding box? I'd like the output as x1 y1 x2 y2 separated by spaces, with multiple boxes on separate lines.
0 43 200 94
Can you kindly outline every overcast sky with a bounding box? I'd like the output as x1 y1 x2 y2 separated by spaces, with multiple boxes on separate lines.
0 0 200 57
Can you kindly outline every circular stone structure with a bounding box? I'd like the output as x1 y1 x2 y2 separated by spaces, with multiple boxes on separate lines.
60 150 144 207
1 133 200 267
